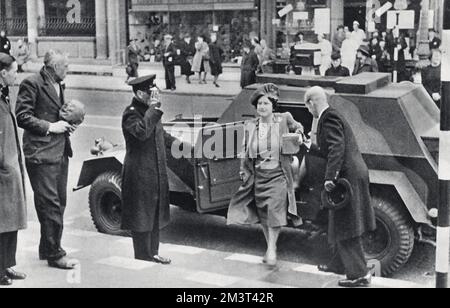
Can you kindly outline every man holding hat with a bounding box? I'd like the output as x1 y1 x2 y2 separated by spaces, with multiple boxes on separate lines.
353 45 378 76
304 86 376 288
163 34 177 91
325 52 350 77
122 75 176 264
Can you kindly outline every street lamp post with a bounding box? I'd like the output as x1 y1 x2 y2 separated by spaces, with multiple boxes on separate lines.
436 0 450 289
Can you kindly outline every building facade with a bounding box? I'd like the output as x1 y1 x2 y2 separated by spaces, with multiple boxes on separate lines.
0 0 445 64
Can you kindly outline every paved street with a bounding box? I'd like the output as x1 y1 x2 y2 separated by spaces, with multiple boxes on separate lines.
3 78 437 288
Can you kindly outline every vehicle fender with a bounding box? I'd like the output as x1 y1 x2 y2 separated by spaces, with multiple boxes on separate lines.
369 170 431 225
74 156 123 191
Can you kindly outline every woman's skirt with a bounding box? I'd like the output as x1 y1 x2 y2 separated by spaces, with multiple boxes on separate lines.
227 166 289 228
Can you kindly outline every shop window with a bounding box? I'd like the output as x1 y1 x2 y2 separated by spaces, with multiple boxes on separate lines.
0 0 27 37
40 0 96 36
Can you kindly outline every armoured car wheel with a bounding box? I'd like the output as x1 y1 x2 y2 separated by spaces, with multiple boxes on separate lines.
89 172 130 237
362 194 415 277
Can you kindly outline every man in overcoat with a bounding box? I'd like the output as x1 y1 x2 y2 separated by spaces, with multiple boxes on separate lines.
0 53 27 286
240 41 259 89
122 75 176 264
163 34 177 91
304 86 376 288
16 50 79 270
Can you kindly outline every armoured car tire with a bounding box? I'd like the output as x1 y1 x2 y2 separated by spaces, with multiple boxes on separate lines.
363 194 415 277
89 172 130 237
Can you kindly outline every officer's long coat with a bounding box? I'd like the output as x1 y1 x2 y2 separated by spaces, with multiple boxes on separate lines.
121 98 175 232
310 108 376 244
0 90 27 234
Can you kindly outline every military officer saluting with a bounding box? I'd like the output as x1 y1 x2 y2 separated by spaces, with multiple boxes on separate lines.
121 75 176 264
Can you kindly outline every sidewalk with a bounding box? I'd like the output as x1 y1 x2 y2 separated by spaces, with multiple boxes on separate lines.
20 60 242 96
4 221 426 289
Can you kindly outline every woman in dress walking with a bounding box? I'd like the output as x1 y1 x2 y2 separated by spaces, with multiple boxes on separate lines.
227 83 304 267
192 35 210 84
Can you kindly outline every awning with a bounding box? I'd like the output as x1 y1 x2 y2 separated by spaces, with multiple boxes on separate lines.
130 0 256 12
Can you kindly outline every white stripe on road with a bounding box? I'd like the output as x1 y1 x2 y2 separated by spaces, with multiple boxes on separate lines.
185 271 241 287
161 243 206 255
292 264 422 288
225 253 265 264
293 264 336 277
96 256 156 271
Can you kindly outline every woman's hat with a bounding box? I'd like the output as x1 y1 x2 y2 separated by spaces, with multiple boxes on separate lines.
320 178 353 211
250 83 280 107
357 45 371 57
331 51 341 60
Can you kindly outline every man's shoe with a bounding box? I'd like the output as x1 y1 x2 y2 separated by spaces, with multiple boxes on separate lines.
338 273 372 288
318 264 345 275
0 276 13 286
151 255 171 265
6 268 26 280
48 257 79 270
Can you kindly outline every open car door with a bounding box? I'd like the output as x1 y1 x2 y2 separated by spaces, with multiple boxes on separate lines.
194 122 245 214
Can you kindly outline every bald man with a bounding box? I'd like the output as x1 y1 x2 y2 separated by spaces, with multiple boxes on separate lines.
304 86 376 288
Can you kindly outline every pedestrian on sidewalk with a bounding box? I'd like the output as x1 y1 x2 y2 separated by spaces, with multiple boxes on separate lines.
318 33 333 76
178 34 195 84
351 21 366 46
0 31 11 55
353 45 378 75
192 35 210 84
325 52 350 77
126 39 140 83
227 83 304 268
122 75 175 265
332 25 346 52
252 37 264 73
240 40 259 89
16 50 80 271
260 39 276 74
0 53 28 286
14 39 31 73
163 34 177 91
209 33 224 88
341 32 359 75
304 86 375 288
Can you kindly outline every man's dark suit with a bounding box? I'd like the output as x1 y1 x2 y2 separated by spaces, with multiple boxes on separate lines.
163 42 177 90
310 108 376 280
16 67 72 261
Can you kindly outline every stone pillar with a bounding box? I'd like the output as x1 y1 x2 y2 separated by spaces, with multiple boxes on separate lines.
330 0 344 42
95 0 108 59
26 0 39 59
260 0 276 49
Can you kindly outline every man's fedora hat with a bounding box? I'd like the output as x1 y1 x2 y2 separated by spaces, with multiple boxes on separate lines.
357 45 371 57
321 178 353 211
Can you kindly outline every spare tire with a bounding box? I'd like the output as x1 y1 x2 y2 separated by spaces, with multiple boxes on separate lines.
363 194 415 277
89 171 130 237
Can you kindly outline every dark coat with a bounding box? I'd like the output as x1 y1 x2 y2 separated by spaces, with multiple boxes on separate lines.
429 37 441 50
16 68 73 164
163 42 177 67
209 42 224 76
0 90 27 233
127 45 140 65
121 99 176 232
240 50 259 88
178 40 195 76
325 65 350 77
422 64 441 108
353 57 379 75
310 108 376 243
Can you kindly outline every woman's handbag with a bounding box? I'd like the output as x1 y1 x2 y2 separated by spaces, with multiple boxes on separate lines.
281 133 302 155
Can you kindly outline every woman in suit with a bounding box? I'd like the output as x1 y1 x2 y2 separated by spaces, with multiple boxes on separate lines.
227 83 304 268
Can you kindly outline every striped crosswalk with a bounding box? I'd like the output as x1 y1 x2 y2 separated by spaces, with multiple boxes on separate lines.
10 221 426 288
